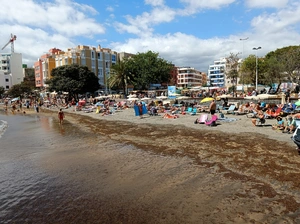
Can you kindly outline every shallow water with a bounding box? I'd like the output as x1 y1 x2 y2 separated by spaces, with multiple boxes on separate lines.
1 111 300 223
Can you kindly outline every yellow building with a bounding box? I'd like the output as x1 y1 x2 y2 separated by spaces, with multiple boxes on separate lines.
35 45 118 90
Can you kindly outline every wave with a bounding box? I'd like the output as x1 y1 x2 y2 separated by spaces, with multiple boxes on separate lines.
0 120 8 138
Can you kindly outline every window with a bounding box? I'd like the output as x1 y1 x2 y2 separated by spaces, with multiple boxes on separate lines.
5 86 9 89
5 78 9 82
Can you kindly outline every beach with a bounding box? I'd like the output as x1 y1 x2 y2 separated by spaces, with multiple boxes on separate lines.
1 104 300 223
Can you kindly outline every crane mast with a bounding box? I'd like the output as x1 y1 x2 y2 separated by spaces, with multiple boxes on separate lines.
1 34 17 53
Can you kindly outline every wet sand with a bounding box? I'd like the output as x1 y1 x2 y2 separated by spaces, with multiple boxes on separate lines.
2 105 300 223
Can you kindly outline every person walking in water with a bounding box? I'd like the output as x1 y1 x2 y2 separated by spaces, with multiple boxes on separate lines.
58 109 65 125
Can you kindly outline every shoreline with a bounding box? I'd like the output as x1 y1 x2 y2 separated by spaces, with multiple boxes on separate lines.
2 104 300 222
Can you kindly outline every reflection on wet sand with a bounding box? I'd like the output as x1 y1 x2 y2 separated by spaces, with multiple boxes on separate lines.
1 111 300 223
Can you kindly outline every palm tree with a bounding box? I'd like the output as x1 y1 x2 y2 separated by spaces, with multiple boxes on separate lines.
108 60 130 97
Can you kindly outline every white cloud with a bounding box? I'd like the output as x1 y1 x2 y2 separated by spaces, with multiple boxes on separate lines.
0 0 105 37
179 0 236 14
251 2 300 34
145 0 165 7
245 0 289 8
114 6 176 37
0 0 106 67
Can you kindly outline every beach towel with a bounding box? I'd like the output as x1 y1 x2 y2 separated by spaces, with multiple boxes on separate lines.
195 114 208 124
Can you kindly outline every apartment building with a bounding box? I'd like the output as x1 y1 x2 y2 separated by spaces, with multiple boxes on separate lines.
177 67 203 89
207 58 226 87
34 45 118 90
34 48 61 88
0 53 23 90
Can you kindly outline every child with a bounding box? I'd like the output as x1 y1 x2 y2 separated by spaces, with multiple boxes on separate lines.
58 109 65 125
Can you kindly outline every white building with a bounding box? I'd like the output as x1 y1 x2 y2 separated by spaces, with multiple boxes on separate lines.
177 67 203 89
0 53 23 90
207 58 226 87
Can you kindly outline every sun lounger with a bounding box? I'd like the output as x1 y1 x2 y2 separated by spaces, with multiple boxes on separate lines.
205 115 218 126
222 105 236 114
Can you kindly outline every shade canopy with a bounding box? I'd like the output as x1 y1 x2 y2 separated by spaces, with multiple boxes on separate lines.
200 97 214 103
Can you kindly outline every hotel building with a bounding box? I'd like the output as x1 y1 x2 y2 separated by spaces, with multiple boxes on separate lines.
177 67 204 89
0 53 23 90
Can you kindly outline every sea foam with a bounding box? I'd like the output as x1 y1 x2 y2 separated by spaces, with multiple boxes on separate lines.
0 120 8 138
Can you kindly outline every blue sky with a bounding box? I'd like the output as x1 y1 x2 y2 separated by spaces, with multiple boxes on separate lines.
0 0 300 72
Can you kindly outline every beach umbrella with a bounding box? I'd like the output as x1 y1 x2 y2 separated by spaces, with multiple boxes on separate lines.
156 96 168 99
200 97 214 103
256 94 274 100
177 96 189 100
219 94 231 99
127 97 139 101
141 97 151 101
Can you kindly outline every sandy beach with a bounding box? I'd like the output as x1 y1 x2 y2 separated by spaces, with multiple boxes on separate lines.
2 104 300 223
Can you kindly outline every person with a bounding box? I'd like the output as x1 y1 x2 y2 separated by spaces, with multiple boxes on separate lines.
209 100 217 115
272 116 285 130
282 116 296 134
138 102 143 118
285 89 291 104
252 109 265 126
58 108 65 125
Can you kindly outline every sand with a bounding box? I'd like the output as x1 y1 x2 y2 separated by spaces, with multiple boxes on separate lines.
2 104 300 223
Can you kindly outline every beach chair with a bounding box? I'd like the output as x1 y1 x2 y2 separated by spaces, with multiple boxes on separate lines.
205 115 218 126
190 108 197 116
195 114 208 124
222 105 236 114
186 107 193 114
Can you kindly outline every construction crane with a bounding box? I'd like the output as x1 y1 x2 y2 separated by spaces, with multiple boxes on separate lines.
1 33 17 53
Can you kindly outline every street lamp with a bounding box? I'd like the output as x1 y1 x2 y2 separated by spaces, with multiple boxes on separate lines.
253 47 262 91
240 37 249 93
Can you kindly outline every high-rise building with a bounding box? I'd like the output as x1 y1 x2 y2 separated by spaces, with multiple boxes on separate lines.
207 58 226 87
0 53 23 90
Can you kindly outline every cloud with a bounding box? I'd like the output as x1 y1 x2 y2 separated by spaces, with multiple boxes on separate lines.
0 0 105 37
114 6 176 37
245 0 289 8
0 0 106 67
145 0 165 7
179 0 236 14
250 2 300 34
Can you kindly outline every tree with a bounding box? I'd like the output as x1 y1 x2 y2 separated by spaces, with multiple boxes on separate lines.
240 55 259 87
125 51 173 89
46 64 100 99
225 53 240 96
265 46 300 85
0 86 5 97
6 83 32 98
108 59 132 96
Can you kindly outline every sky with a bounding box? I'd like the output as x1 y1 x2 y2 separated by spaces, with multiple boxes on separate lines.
0 0 300 72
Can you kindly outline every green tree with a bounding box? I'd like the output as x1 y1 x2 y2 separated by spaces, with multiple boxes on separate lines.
108 59 132 96
0 86 5 97
6 83 32 98
125 51 173 89
265 46 300 86
46 64 100 99
240 55 260 87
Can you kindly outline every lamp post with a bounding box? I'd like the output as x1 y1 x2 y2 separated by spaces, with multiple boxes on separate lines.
253 47 262 91
240 37 249 94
